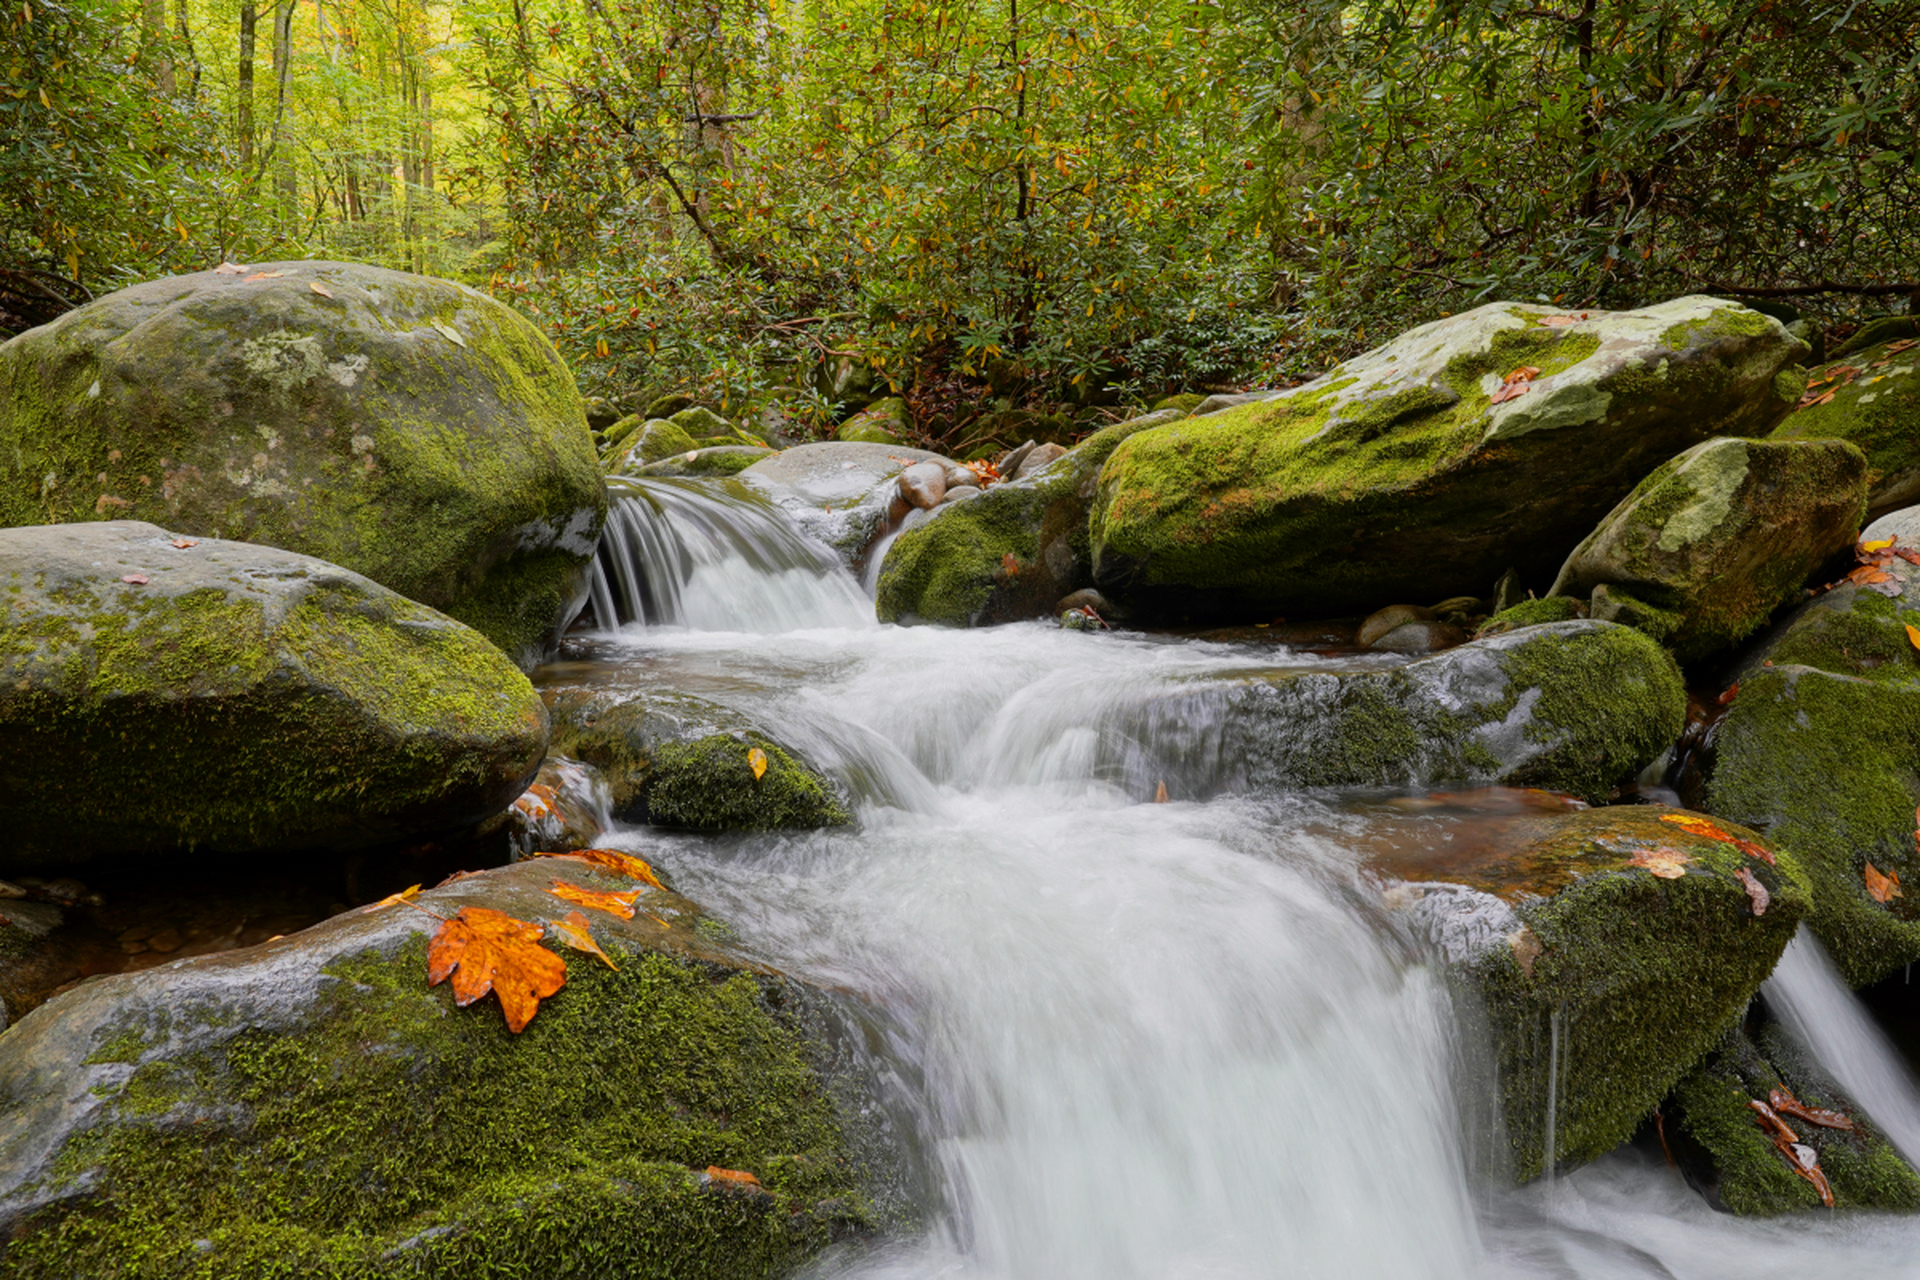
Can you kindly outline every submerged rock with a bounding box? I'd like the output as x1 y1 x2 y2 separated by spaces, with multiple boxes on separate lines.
741 442 949 564
1196 620 1684 801
1550 437 1867 662
1666 1021 1920 1214
0 522 547 873
501 755 612 857
1089 297 1808 622
874 410 1182 626
1392 805 1808 1182
1705 561 1920 985
0 261 607 665
1770 332 1920 519
0 859 893 1278
546 688 852 832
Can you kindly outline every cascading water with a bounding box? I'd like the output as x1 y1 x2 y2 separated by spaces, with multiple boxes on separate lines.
563 477 1920 1279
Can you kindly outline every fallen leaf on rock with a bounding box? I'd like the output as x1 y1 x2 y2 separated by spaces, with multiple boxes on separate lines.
548 880 640 919
549 909 618 970
1906 624 1920 654
538 848 665 889
308 281 335 298
1489 365 1542 405
1509 926 1543 977
1798 388 1836 408
512 782 558 821
1630 847 1691 878
120 574 149 585
1887 338 1918 355
1001 551 1020 576
426 906 566 1033
1748 1097 1799 1143
1770 1086 1854 1131
170 538 197 549
1847 565 1893 585
212 262 246 275
1660 813 1730 840
243 270 288 281
1539 313 1590 326
1717 682 1740 706
748 746 768 780
1863 538 1896 554
362 883 422 912
1736 866 1770 916
703 1166 764 1190
1154 780 1169 803
1865 862 1903 904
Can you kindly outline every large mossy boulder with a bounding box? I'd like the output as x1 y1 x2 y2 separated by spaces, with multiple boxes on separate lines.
0 262 607 665
1666 1021 1920 1215
875 410 1182 625
1705 561 1920 985
0 859 891 1279
1188 620 1684 801
1089 297 1809 621
0 522 547 873
546 688 852 831
1771 333 1920 519
1549 437 1867 662
1393 806 1808 1182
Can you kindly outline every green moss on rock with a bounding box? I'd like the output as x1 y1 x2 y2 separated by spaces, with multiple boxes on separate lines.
1477 596 1586 636
0 262 607 664
1090 298 1809 622
1771 337 1920 518
0 863 883 1279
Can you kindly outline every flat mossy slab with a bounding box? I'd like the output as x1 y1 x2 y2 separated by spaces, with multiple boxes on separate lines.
1706 569 1920 985
1667 1022 1920 1215
1184 620 1684 801
1396 806 1808 1182
0 261 607 666
546 688 852 832
1550 437 1867 662
0 859 893 1279
606 418 697 473
1771 336 1920 519
0 522 547 873
1090 297 1809 621
875 410 1182 626
629 446 778 479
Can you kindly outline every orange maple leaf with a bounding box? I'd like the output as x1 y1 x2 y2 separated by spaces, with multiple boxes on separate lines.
426 906 566 1033
536 847 664 890
549 880 641 919
1865 862 1903 904
704 1166 763 1190
1659 811 1774 863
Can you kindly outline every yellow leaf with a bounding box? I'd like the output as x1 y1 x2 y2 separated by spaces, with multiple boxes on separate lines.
309 281 334 298
1863 538 1895 553
748 746 768 780
549 909 618 970
39 86 50 108
362 883 422 912
1905 623 1920 653
175 216 189 242
548 879 641 919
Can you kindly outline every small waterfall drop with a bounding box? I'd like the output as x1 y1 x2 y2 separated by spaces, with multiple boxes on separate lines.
1763 930 1920 1168
586 477 873 632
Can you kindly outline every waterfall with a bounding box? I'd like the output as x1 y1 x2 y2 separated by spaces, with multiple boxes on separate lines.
1763 930 1920 1169
585 477 874 632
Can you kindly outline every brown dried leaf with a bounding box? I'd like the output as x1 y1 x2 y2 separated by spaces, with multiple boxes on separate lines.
1539 313 1589 326
1769 1086 1854 1131
549 909 618 970
242 270 289 281
170 538 198 549
1798 388 1836 408
548 880 640 919
1001 551 1020 576
704 1166 763 1190
426 906 566 1033
1865 862 1903 904
120 574 149 585
308 281 335 298
1629 847 1691 879
212 261 247 275
1736 866 1770 916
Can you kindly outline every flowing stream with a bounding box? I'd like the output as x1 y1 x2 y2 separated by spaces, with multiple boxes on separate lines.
553 479 1920 1279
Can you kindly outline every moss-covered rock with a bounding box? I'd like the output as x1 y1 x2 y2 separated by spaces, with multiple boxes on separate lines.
1398 805 1808 1182
875 410 1183 625
0 262 607 666
1549 437 1867 662
607 418 698 473
1666 1021 1920 1214
1705 567 1920 984
1770 336 1920 519
1185 619 1684 800
834 398 909 445
0 859 894 1279
1090 297 1808 622
1147 392 1204 416
546 689 852 831
668 406 733 438
629 446 778 479
0 522 547 873
1476 596 1586 636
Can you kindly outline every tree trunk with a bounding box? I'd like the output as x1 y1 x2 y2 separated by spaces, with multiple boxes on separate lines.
267 0 295 210
237 2 257 169
144 0 174 94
